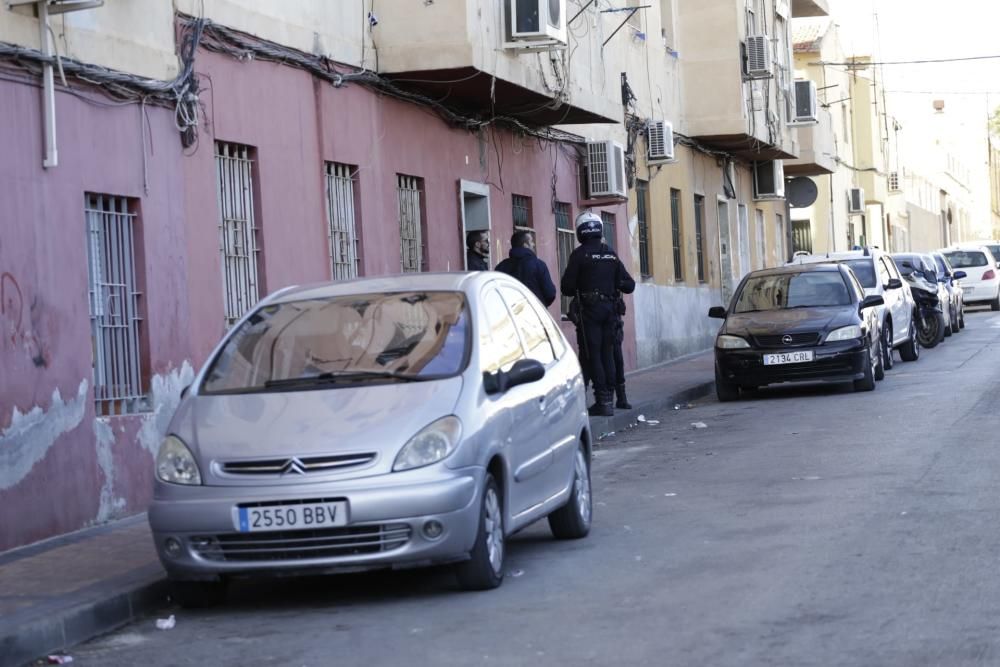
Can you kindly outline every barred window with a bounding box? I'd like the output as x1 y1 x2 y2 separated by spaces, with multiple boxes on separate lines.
555 202 574 314
601 211 617 252
694 194 706 283
215 142 261 327
85 194 147 416
670 188 683 281
325 162 360 280
636 180 651 277
513 194 533 231
398 174 425 273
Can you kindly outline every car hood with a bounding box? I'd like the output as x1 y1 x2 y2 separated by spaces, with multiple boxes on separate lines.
724 308 855 337
172 377 464 484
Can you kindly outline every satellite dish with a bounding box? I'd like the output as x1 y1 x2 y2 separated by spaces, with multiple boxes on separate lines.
787 177 818 208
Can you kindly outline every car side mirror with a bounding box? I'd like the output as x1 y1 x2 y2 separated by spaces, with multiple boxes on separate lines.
886 278 903 290
483 359 545 395
708 306 727 319
953 270 967 280
861 295 884 309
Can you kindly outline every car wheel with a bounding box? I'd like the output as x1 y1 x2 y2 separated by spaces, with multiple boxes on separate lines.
548 443 592 540
873 336 885 381
899 319 920 362
881 321 894 371
917 312 944 348
959 307 966 329
950 305 960 334
715 366 739 402
169 578 227 609
992 296 1000 311
853 348 876 392
456 474 504 591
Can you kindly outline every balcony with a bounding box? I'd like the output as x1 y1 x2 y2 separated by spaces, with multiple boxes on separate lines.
791 0 830 17
785 107 836 176
372 0 619 126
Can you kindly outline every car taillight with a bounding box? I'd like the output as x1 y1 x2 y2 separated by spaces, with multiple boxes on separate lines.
983 270 996 281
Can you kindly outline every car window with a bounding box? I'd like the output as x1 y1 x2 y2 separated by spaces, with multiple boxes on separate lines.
201 291 470 393
876 258 892 286
985 246 1000 264
883 256 901 280
734 271 851 313
500 286 556 366
845 269 865 301
933 255 948 276
943 251 988 268
843 259 876 288
479 288 526 373
893 255 919 277
528 297 566 359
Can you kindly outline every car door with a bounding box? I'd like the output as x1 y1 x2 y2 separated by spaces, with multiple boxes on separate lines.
479 285 550 517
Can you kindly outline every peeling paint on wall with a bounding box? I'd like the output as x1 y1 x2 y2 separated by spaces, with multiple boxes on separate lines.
0 380 88 490
137 361 195 456
93 418 126 523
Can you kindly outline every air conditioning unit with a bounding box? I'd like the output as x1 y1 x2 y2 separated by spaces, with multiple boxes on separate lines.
753 160 785 200
888 171 901 192
647 120 675 162
790 80 818 125
745 35 773 79
586 140 627 199
848 187 865 213
505 0 567 46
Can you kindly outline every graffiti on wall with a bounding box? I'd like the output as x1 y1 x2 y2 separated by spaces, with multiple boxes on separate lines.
1 271 49 368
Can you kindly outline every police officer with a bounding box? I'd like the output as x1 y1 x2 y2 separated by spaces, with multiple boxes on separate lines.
466 230 490 271
560 211 635 416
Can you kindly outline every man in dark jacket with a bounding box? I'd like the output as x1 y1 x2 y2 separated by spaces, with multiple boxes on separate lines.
495 231 557 306
561 211 635 416
466 230 490 271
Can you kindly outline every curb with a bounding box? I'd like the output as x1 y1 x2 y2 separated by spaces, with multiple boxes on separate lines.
2 566 168 667
589 380 716 440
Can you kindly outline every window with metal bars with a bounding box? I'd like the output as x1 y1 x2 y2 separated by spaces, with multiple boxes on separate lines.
325 162 360 280
601 212 617 252
512 194 533 231
397 174 425 273
636 180 651 277
85 194 148 416
215 142 261 328
555 202 575 314
694 194 706 282
792 220 813 254
670 188 683 281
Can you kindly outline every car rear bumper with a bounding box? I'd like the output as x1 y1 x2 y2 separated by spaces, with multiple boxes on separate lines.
716 340 868 388
149 468 483 581
960 282 1000 304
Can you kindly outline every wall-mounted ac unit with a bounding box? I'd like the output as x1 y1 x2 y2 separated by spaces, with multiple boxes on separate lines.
790 80 818 125
586 140 627 199
505 0 567 46
647 120 675 162
888 172 901 192
745 35 773 79
848 187 865 213
753 160 785 200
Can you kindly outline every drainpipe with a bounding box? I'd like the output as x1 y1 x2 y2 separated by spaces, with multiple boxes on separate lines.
38 0 58 168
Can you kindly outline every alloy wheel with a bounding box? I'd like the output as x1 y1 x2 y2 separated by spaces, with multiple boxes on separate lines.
484 487 504 575
573 449 592 526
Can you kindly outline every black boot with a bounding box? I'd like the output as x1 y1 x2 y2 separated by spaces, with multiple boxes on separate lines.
615 384 632 410
588 389 614 417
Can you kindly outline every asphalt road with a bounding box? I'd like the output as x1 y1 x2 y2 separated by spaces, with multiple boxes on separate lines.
73 310 1000 667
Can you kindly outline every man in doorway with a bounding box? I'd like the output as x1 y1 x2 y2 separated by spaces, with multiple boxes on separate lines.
466 230 490 271
495 230 557 307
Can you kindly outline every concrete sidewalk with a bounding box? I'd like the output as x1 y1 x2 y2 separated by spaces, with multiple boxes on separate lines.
0 349 715 667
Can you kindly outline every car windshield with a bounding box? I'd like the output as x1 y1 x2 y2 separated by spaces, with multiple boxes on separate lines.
943 251 988 268
734 272 851 313
893 255 919 276
842 259 876 288
201 291 470 394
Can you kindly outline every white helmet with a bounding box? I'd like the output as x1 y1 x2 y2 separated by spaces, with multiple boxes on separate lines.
575 210 603 242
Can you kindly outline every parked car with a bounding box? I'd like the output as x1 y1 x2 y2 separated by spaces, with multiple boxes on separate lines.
892 253 953 338
149 272 593 606
709 263 885 400
981 241 1000 268
788 248 919 369
941 245 1000 310
930 251 966 332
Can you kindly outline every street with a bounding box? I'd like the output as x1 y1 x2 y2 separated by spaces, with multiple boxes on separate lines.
72 310 1000 667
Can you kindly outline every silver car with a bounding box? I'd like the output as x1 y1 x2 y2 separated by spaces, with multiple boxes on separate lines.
150 273 593 606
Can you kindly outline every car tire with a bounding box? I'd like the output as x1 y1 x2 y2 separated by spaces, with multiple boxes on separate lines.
456 474 504 591
169 578 227 609
992 295 1000 311
881 321 894 371
873 336 885 381
548 443 592 540
715 367 739 402
853 349 876 392
951 306 961 334
959 307 966 329
899 319 920 362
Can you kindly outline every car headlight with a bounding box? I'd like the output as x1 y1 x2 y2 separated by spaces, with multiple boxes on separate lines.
716 335 750 349
156 435 202 485
825 325 862 343
393 416 463 472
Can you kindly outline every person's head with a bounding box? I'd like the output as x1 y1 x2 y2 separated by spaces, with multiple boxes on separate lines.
511 230 535 253
466 230 489 257
575 210 603 243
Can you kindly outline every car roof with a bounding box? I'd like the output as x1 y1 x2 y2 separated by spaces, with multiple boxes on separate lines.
747 263 845 278
262 271 505 304
789 249 883 265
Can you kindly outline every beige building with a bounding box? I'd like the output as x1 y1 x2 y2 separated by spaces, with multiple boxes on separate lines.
990 134 1000 239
